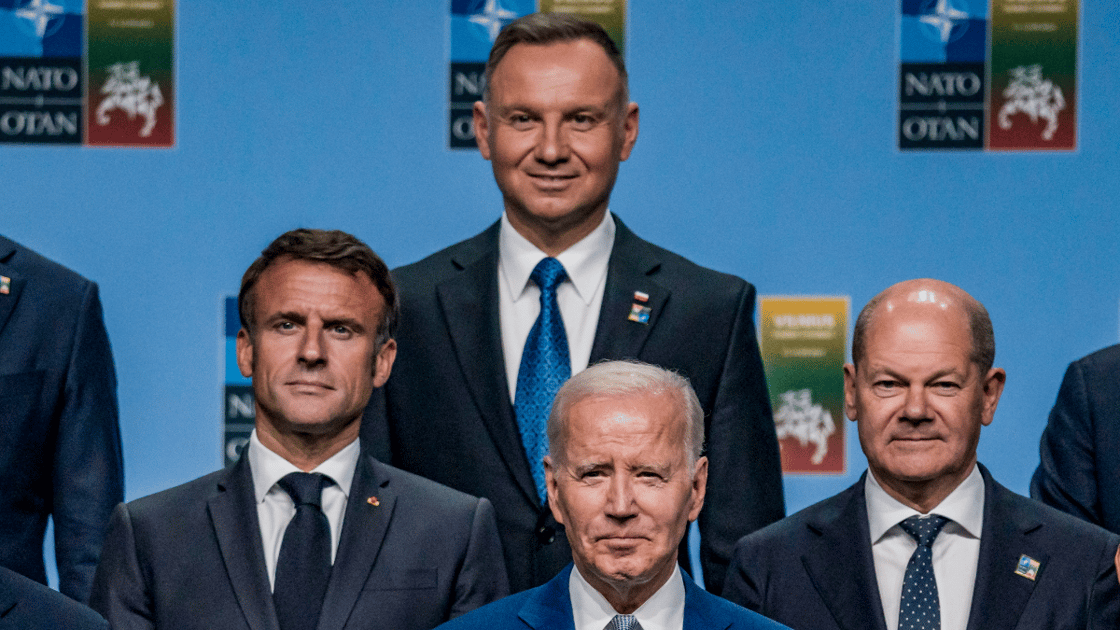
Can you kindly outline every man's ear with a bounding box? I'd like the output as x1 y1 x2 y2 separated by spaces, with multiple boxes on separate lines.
372 339 397 388
544 455 565 526
687 456 708 522
472 101 491 160
980 367 1006 426
618 102 639 161
236 328 254 378
843 363 859 422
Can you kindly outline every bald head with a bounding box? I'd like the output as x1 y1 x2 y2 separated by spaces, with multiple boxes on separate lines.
851 279 995 374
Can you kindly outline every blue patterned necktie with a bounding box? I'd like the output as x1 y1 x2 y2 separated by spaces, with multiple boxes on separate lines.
606 615 643 630
274 472 333 630
898 514 949 630
514 257 571 504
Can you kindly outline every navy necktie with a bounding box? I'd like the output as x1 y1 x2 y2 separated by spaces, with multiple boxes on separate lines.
898 514 949 630
274 472 332 630
514 257 571 503
606 615 643 630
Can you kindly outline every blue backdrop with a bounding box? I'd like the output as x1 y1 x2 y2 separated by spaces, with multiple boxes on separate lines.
4 0 1118 582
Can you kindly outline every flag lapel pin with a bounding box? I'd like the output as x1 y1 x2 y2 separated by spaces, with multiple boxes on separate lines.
1014 554 1040 580
628 291 652 324
0 276 9 295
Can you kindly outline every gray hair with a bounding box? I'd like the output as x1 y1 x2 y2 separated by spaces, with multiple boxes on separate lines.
547 360 704 467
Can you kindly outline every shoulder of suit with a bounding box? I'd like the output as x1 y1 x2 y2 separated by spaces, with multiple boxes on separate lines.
393 223 499 280
0 566 107 629
616 223 752 292
124 467 232 518
371 458 491 511
1074 343 1120 376
0 236 96 300
737 479 861 550
996 479 1120 545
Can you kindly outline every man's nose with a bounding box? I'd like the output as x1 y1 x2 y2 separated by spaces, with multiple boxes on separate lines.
298 329 325 366
534 120 570 165
604 475 637 521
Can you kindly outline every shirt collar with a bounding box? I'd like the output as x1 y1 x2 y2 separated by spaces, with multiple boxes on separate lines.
569 563 685 630
865 464 985 542
248 430 360 504
498 211 615 306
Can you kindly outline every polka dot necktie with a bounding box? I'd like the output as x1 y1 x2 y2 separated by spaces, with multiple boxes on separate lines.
514 257 571 504
898 514 949 630
606 614 644 630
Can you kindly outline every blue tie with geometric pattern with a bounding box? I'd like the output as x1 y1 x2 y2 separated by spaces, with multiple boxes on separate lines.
606 614 643 630
898 514 949 630
514 257 571 504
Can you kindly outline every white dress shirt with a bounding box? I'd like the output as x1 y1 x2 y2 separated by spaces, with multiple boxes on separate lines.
248 430 358 589
866 465 984 630
498 211 615 401
569 564 685 630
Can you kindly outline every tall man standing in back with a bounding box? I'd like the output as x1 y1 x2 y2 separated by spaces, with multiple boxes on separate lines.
91 229 507 630
365 13 784 595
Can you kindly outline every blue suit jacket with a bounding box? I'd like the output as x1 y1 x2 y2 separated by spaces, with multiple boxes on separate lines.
724 465 1120 630
89 450 508 630
0 235 123 603
433 564 790 630
362 216 784 594
0 566 107 630
1031 344 1120 533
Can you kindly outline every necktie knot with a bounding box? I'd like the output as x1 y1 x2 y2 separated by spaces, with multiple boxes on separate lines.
899 514 949 548
531 257 568 294
278 472 329 509
606 614 642 630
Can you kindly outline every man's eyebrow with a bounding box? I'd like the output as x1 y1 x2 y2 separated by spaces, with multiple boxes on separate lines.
265 311 306 326
322 317 366 333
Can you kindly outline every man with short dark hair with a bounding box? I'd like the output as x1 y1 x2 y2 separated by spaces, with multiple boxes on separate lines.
434 361 789 630
724 279 1120 630
365 12 783 595
90 229 508 630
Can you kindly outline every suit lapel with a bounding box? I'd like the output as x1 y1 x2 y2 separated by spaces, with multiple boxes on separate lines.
588 218 667 363
0 240 26 338
683 572 733 629
800 479 889 630
208 455 280 630
964 467 1044 630
436 223 538 505
517 564 576 630
316 453 395 630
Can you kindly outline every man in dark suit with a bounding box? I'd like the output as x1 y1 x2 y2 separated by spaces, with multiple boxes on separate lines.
0 235 123 603
434 361 789 630
0 565 107 630
1031 344 1120 534
364 12 783 596
90 229 508 630
724 279 1120 630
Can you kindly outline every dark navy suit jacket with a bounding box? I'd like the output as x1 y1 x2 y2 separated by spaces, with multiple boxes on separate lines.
1031 344 1120 533
0 235 123 603
362 216 784 594
724 465 1120 630
433 564 791 630
0 565 107 630
89 450 509 630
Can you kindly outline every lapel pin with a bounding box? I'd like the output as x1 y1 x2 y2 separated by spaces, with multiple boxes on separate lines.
1014 554 1040 580
367 496 379 507
633 290 649 303
628 303 651 324
0 276 9 295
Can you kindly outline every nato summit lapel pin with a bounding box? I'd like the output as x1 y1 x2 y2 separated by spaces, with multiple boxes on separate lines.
367 496 379 507
628 290 651 324
1015 554 1040 580
0 276 9 295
